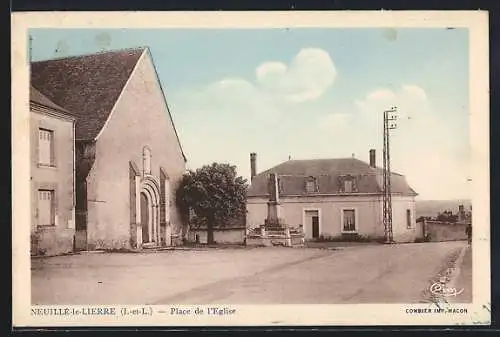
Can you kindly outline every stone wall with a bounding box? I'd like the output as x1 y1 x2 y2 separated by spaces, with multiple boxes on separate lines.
32 227 75 256
420 220 469 242
188 228 246 244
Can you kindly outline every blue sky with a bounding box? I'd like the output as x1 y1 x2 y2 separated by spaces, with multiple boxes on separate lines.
30 28 470 200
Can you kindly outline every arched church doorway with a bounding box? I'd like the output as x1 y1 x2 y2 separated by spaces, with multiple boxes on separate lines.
140 192 149 243
138 175 161 246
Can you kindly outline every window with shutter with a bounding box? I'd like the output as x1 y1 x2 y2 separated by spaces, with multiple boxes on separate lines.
342 209 356 232
305 177 317 193
38 190 55 226
344 180 353 193
38 128 54 166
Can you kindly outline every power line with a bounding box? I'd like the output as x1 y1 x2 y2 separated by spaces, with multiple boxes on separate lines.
383 106 397 243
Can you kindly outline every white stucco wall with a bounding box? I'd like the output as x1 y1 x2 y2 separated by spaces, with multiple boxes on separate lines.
391 196 418 242
247 194 416 242
86 50 186 249
247 195 385 240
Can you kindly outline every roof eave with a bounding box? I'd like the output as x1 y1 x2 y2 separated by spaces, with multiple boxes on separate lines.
247 191 417 198
30 102 75 121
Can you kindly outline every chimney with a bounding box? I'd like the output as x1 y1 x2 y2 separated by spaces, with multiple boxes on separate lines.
369 149 376 168
250 152 257 180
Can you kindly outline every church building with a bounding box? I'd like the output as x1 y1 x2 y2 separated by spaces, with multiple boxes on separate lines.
31 47 187 251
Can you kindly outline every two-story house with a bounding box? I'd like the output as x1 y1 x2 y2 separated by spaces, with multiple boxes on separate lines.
30 86 76 256
247 150 419 243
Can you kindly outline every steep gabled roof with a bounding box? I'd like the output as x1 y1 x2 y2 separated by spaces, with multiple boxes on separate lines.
247 158 417 197
29 85 72 115
30 48 145 140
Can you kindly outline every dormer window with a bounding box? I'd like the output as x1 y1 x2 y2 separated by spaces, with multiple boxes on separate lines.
344 180 353 193
305 176 318 193
338 175 358 193
278 177 284 194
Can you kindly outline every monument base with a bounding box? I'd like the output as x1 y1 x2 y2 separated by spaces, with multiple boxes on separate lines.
264 217 286 228
246 221 305 248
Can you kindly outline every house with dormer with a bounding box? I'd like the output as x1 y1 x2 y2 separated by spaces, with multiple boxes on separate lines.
246 150 419 243
31 47 187 252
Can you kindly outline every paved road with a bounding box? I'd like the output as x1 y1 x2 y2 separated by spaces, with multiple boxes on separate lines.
31 241 469 305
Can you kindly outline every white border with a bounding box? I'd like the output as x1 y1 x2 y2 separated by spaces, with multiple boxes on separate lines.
12 10 490 327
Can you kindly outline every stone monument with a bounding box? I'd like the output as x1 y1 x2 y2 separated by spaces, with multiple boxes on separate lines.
265 172 286 228
246 172 304 247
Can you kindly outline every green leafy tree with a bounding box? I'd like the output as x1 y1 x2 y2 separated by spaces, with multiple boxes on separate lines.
176 163 248 244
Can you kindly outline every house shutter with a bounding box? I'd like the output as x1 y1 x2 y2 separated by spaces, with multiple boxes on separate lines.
343 209 356 232
344 180 353 193
38 190 54 226
38 129 53 165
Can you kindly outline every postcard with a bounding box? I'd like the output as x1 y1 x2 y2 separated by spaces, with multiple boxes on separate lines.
11 10 490 327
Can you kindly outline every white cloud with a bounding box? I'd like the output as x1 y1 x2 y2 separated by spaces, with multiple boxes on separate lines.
256 48 337 103
256 62 287 86
311 84 470 200
173 47 336 129
401 151 471 200
402 84 428 101
318 113 352 133
366 89 397 102
348 85 469 199
170 48 338 171
170 53 468 200
356 84 428 116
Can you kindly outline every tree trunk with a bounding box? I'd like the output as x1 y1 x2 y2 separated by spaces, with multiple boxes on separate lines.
207 221 215 245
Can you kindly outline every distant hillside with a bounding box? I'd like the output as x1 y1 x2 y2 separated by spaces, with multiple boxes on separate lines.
416 199 472 218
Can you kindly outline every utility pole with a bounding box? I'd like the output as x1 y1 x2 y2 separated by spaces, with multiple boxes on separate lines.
383 106 398 243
